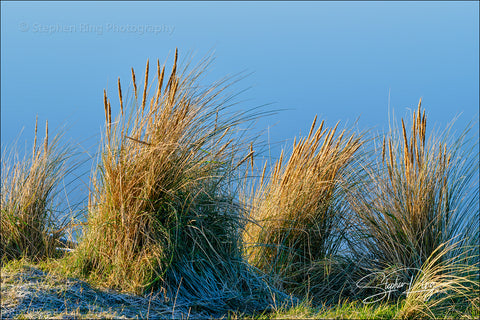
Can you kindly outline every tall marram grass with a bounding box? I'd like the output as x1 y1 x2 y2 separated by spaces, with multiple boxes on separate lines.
68 50 282 313
396 241 479 319
348 99 479 310
1 119 75 262
243 116 364 302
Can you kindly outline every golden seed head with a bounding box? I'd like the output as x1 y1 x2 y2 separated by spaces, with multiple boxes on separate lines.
44 120 48 156
142 59 150 112
118 77 123 116
131 67 137 100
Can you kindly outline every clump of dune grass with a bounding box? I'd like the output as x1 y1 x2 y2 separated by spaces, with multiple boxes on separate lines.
347 99 479 306
243 116 364 301
1 119 76 263
395 241 479 319
68 50 283 314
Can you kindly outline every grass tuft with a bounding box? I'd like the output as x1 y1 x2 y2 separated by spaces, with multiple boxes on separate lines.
396 241 479 319
347 99 479 314
67 49 282 314
1 118 76 263
243 116 364 302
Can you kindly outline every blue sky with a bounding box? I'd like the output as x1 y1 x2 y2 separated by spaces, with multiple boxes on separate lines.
1 1 479 198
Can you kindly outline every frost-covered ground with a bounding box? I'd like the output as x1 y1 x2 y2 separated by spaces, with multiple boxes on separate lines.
1 264 207 319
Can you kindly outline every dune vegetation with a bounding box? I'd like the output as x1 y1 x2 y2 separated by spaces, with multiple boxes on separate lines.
1 50 478 319
243 116 365 304
1 118 79 262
